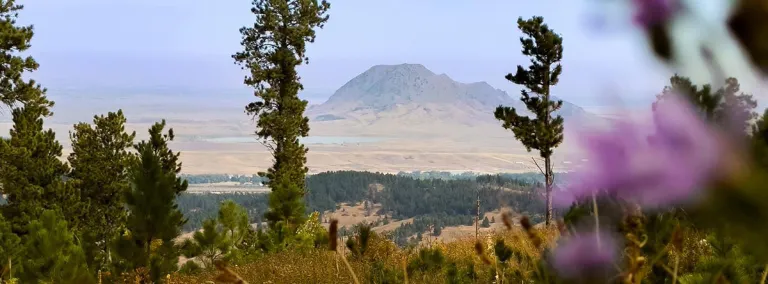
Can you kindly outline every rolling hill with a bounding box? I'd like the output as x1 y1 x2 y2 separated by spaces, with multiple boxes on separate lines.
307 63 595 134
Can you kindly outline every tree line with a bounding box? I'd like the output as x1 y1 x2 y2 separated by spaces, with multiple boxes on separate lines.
177 171 546 233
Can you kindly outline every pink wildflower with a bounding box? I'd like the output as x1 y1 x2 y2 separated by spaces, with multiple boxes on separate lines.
559 94 722 209
632 0 680 27
551 230 619 279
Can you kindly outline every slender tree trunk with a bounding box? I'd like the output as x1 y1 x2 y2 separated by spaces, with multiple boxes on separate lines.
544 157 553 226
543 63 554 227
475 190 480 240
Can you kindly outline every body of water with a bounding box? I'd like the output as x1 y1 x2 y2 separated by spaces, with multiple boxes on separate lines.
203 136 384 145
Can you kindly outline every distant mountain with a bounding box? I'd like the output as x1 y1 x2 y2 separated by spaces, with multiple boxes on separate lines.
307 63 594 128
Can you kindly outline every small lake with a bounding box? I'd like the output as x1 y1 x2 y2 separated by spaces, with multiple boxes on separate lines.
203 136 384 145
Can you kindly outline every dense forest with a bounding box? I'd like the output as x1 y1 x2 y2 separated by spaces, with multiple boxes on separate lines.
178 171 546 239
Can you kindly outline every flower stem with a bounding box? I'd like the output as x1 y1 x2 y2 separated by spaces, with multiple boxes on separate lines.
672 253 679 284
592 191 600 250
338 252 360 284
760 263 768 284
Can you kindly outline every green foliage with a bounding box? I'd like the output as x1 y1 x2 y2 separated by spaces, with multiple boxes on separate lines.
0 103 83 235
346 224 372 259
19 210 93 283
182 219 229 268
655 74 720 120
177 171 543 249
655 75 757 131
232 0 330 239
182 200 257 267
481 216 490 228
176 192 267 232
678 232 762 283
68 110 136 270
113 120 187 282
0 0 52 111
406 247 445 276
368 261 403 284
445 261 477 284
0 214 21 280
217 200 250 247
178 260 202 275
494 16 564 225
494 239 513 264
292 211 328 250
751 108 768 167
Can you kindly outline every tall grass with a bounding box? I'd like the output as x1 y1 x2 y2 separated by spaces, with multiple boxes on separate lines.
169 214 560 283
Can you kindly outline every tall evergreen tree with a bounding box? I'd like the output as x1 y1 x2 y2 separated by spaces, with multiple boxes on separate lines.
217 200 250 247
654 74 719 119
494 16 564 226
68 110 136 270
0 103 82 235
715 78 757 132
751 109 768 168
232 0 330 238
654 75 757 132
19 210 93 283
0 0 75 236
0 213 21 280
0 0 52 111
113 120 187 283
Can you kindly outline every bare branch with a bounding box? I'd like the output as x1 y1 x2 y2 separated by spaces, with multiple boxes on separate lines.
531 157 545 176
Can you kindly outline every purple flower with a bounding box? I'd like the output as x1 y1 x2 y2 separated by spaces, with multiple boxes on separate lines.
632 0 680 27
551 230 619 279
559 94 722 209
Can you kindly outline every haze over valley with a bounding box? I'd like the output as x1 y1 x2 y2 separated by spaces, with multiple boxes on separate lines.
2 63 617 175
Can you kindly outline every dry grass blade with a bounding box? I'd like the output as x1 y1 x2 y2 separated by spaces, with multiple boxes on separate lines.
519 215 542 248
403 259 409 284
501 211 513 231
329 219 339 251
670 225 683 252
338 252 361 284
214 260 248 284
474 241 492 265
520 216 532 231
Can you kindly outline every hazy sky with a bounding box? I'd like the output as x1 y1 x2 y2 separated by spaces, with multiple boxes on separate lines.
21 0 686 108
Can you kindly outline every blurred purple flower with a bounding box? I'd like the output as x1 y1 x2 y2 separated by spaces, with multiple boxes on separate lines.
632 0 681 27
559 94 722 209
551 230 618 279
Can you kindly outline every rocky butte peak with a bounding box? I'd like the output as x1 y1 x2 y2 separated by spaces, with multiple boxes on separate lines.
323 63 512 110
309 63 595 126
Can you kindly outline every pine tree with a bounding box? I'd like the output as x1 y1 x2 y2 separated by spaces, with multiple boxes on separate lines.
481 216 490 228
715 78 757 132
654 75 757 132
0 213 21 280
182 200 251 267
0 103 83 235
19 210 93 283
0 1 79 236
494 16 564 226
654 74 719 119
232 0 330 238
751 109 768 168
0 0 52 111
217 200 250 247
181 219 229 269
68 110 136 269
114 120 187 283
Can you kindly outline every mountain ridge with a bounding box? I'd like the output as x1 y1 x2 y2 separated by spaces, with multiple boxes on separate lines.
307 63 594 129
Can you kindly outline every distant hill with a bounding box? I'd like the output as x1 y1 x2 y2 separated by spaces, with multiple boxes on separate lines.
307 63 595 129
